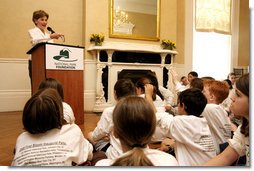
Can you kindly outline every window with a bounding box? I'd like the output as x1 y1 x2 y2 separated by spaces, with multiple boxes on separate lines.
193 32 231 80
193 0 232 80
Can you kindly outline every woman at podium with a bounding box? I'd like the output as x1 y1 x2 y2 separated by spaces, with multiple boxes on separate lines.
28 10 63 83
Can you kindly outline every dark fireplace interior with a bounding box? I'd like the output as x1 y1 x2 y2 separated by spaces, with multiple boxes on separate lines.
102 68 169 102
100 50 171 102
99 51 172 64
118 69 153 84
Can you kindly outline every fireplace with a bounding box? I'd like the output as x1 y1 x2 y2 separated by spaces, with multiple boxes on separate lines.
87 41 177 112
118 69 154 84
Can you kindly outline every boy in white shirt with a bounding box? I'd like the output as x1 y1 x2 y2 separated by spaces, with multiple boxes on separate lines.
202 80 232 154
148 87 216 166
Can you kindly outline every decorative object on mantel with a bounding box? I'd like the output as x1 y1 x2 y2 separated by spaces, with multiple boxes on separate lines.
90 33 105 46
161 39 176 50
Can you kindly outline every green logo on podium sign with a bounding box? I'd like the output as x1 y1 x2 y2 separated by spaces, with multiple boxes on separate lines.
53 48 78 62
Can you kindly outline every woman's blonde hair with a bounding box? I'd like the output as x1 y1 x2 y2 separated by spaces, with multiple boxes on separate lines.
112 96 156 166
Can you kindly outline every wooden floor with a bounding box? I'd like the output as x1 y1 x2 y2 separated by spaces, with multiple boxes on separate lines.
0 111 101 166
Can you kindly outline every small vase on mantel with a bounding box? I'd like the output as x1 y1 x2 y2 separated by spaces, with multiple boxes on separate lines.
162 45 173 50
161 39 176 50
95 41 103 46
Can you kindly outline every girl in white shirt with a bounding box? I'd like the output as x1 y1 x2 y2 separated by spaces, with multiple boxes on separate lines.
96 96 178 166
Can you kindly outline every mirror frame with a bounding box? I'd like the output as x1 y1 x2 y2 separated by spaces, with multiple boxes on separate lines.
109 0 161 41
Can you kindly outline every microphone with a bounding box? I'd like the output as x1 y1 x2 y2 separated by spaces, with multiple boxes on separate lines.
47 27 55 34
47 26 65 42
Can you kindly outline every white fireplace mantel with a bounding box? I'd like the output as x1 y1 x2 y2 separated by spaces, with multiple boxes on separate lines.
87 41 178 113
87 41 178 55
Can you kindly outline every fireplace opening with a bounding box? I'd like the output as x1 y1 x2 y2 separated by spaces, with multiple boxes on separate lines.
99 50 172 64
118 69 169 88
101 69 169 102
118 69 154 84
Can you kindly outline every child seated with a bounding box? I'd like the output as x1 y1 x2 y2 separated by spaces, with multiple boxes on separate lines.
87 79 136 160
135 77 167 142
202 73 249 166
202 80 232 154
38 78 75 124
96 96 178 166
11 88 93 166
154 88 216 166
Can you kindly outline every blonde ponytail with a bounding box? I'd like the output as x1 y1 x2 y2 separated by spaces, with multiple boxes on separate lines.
112 147 153 166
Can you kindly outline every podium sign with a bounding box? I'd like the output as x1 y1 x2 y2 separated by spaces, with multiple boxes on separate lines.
45 44 84 70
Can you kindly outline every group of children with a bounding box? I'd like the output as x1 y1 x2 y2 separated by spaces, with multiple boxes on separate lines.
11 71 249 166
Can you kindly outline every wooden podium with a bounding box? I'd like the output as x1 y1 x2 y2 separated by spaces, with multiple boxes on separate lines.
27 42 84 124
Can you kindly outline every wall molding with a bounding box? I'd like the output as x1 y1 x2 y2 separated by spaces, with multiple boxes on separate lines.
0 58 27 63
0 58 97 113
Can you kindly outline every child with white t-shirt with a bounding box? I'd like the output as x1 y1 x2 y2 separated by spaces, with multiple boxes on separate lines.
96 96 178 166
201 80 232 154
87 79 136 160
152 88 216 166
11 88 93 166
203 73 249 166
135 77 168 142
38 78 75 124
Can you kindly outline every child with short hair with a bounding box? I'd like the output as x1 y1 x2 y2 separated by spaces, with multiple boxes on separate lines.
201 80 232 154
87 79 136 160
180 76 189 86
187 71 198 83
154 88 216 166
190 77 203 91
38 77 75 124
135 77 164 111
135 77 169 142
203 73 249 166
96 96 178 166
11 88 93 166
227 72 237 87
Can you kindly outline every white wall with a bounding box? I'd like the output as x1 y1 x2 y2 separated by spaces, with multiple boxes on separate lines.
0 58 31 111
0 58 97 113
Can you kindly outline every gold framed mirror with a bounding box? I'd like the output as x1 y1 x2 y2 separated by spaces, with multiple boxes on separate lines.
109 0 160 41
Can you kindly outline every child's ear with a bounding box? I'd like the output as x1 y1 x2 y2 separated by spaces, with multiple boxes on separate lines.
182 103 188 111
210 94 216 102
136 87 141 95
180 103 188 115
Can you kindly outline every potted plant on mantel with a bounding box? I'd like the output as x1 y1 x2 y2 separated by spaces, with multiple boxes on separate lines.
90 33 105 46
161 39 176 50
